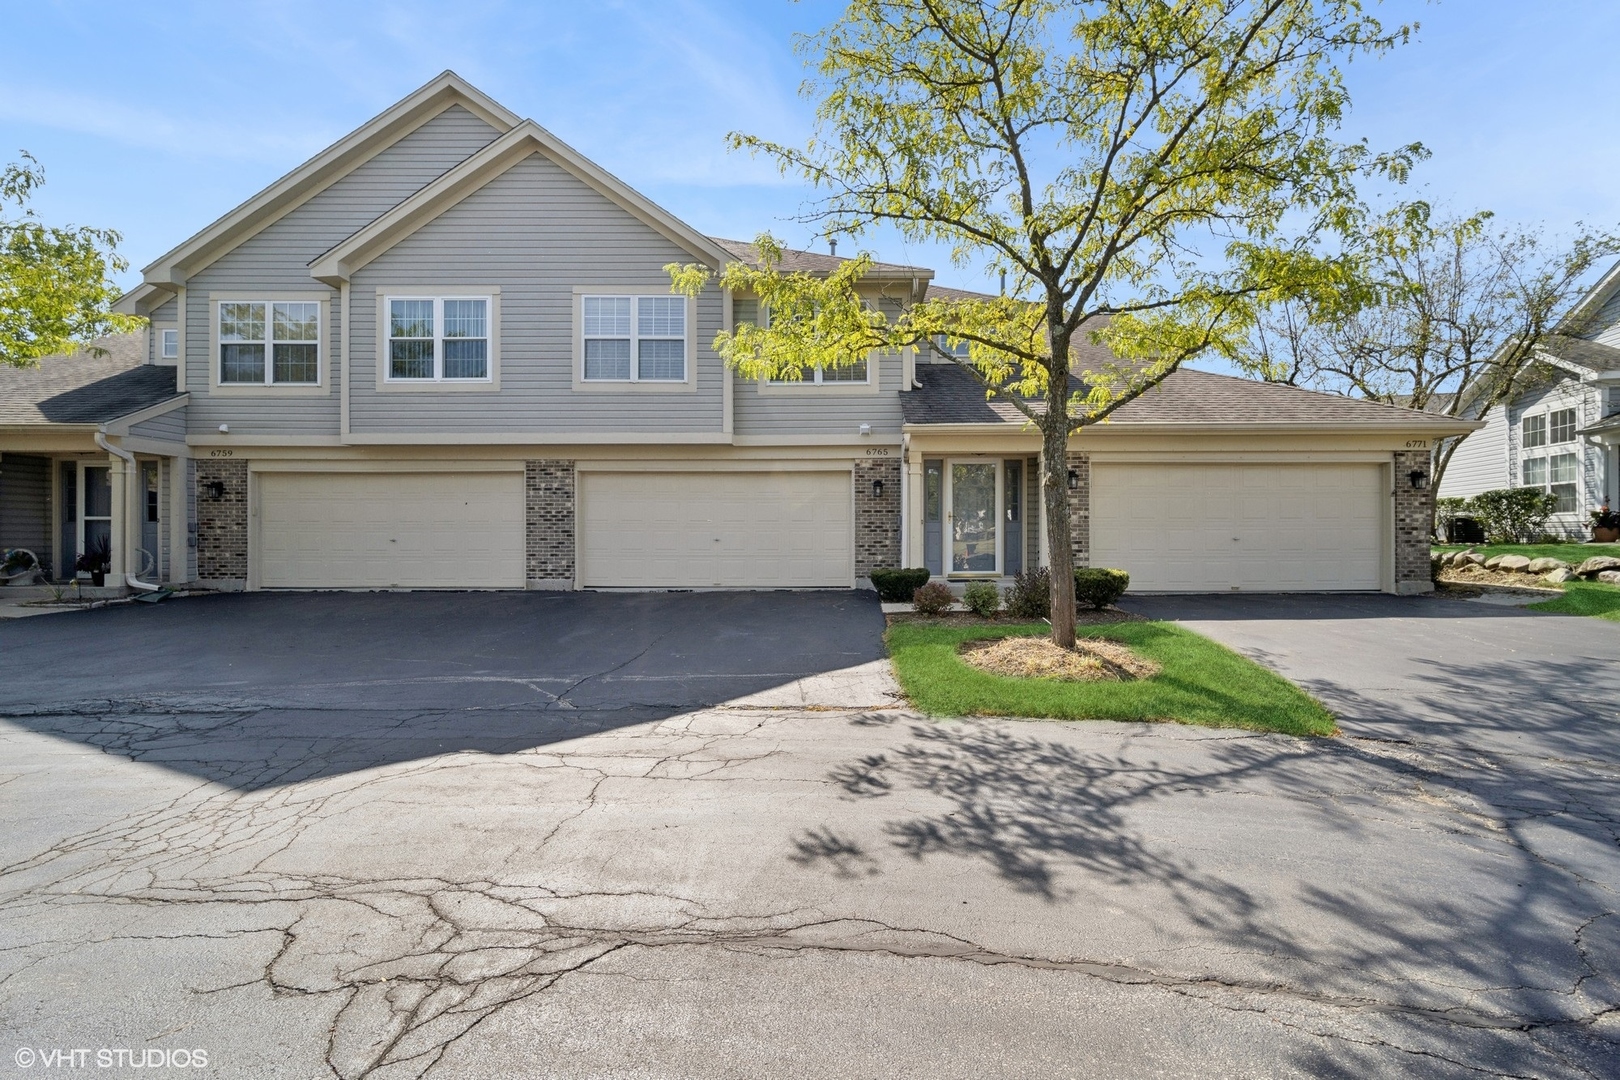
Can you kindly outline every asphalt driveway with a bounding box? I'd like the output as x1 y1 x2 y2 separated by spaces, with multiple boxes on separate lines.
2 590 1618 1078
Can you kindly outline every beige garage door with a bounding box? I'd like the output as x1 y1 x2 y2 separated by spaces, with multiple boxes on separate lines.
256 470 524 589
579 470 852 588
1091 462 1385 592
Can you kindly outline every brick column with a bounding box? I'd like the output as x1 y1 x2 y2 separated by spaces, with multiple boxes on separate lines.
1393 450 1434 595
1066 451 1091 568
855 456 902 580
195 458 248 585
525 460 575 589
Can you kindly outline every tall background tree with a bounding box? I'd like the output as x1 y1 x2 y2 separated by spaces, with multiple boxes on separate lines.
673 0 1417 646
1244 201 1620 506
0 152 141 367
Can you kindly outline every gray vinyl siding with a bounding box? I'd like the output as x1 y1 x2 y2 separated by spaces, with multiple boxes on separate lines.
149 296 178 364
1502 378 1605 536
1592 288 1620 349
0 454 52 574
183 104 502 437
1438 404 1508 499
128 406 188 443
348 151 723 434
733 298 907 437
159 458 171 581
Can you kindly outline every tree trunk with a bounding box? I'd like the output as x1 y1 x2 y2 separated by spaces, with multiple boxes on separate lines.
1043 418 1077 647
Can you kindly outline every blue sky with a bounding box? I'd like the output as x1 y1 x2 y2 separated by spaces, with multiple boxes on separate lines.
4 0 1619 299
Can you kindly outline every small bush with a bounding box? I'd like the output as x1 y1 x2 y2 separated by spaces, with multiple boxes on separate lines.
1074 567 1130 609
962 581 1000 617
1468 488 1559 543
911 581 956 616
1003 567 1051 619
869 567 932 603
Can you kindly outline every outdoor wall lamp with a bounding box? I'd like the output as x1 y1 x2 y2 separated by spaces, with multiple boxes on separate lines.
871 478 884 499
1408 469 1429 490
1067 468 1080 491
205 481 226 499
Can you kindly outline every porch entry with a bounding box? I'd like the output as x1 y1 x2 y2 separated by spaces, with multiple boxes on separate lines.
58 461 112 581
922 458 1027 577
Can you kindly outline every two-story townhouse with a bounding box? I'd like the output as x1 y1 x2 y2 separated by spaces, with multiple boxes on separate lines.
1439 263 1620 535
0 72 1471 597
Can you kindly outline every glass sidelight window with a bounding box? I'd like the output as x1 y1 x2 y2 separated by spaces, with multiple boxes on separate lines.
81 465 111 572
923 460 943 576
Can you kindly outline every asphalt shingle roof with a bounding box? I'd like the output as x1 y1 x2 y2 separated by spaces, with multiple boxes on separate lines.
0 333 183 426
710 237 930 276
902 362 1465 427
1545 336 1620 372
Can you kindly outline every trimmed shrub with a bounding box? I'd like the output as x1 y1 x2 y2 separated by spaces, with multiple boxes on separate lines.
1467 488 1559 543
1074 567 1130 609
962 581 1000 618
869 567 932 603
911 581 956 616
1003 567 1051 619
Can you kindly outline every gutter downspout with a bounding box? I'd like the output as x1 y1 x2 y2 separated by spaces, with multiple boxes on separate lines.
95 431 160 592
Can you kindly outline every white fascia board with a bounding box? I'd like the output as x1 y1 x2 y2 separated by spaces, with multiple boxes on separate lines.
140 71 520 285
112 282 176 317
310 121 733 285
99 393 189 437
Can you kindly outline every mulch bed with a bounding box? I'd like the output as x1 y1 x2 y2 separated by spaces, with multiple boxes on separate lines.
885 606 1143 628
958 635 1161 682
1437 565 1563 594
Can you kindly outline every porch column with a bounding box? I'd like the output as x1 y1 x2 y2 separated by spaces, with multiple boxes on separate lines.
906 453 925 567
107 452 129 582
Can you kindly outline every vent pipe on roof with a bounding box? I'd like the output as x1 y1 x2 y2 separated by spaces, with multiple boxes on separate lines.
1000 270 1006 296
829 236 838 258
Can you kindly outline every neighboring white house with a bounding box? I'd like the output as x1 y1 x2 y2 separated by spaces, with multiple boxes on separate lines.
1439 264 1620 537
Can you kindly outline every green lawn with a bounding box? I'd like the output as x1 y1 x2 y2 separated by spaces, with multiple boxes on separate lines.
885 621 1337 737
1527 581 1620 621
1433 542 1620 562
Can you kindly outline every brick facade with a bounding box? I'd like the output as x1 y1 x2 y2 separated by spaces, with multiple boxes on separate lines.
195 458 247 583
1393 449 1434 594
854 456 901 578
524 460 575 587
1066 451 1091 568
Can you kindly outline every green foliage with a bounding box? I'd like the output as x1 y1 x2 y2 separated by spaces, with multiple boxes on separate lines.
1467 488 1560 543
1003 567 1051 619
1074 568 1130 610
885 621 1337 735
1434 497 1468 529
869 566 931 602
1 152 143 366
961 581 1000 618
911 581 955 616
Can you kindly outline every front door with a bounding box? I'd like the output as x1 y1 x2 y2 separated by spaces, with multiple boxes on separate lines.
79 464 111 576
139 461 160 579
948 461 1000 574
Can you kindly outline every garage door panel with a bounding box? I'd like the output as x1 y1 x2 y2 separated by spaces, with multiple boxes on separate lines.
1092 463 1383 593
258 472 524 589
581 471 851 588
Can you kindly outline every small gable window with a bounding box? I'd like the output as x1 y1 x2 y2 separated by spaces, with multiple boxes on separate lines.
219 301 319 385
386 297 490 382
159 328 178 360
581 295 686 382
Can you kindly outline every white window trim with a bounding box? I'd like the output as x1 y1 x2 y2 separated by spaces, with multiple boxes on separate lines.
754 296 888 396
157 327 179 362
372 288 501 393
570 287 697 394
1548 406 1578 446
207 293 330 396
1519 405 1583 514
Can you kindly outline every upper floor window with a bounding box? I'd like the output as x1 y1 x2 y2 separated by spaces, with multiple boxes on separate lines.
219 301 318 385
1522 413 1546 449
933 334 971 361
581 295 686 382
1550 407 1577 444
771 360 869 384
386 297 490 381
159 328 178 360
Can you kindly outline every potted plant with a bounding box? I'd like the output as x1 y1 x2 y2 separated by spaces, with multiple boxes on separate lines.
1 549 39 586
1592 506 1620 544
75 535 111 587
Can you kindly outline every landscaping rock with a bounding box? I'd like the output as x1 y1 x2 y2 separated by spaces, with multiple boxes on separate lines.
1456 553 1486 567
1496 555 1533 572
1600 571 1620 585
1527 558 1569 573
1544 567 1574 584
1484 555 1505 570
1575 556 1620 578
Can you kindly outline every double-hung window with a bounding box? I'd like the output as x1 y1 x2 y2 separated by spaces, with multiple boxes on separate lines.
581 295 687 382
159 328 178 360
1550 407 1577 445
386 297 490 382
219 301 319 385
933 334 972 362
1521 409 1581 513
1522 413 1547 450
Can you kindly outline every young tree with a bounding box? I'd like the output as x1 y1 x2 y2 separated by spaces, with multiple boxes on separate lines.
671 0 1414 646
0 152 142 367
1245 202 1620 505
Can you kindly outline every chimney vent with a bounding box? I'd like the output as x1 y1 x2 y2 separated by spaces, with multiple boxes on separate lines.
829 236 838 257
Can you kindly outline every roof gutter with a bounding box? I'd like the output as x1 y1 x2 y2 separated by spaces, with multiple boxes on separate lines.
901 419 1485 437
93 432 160 593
